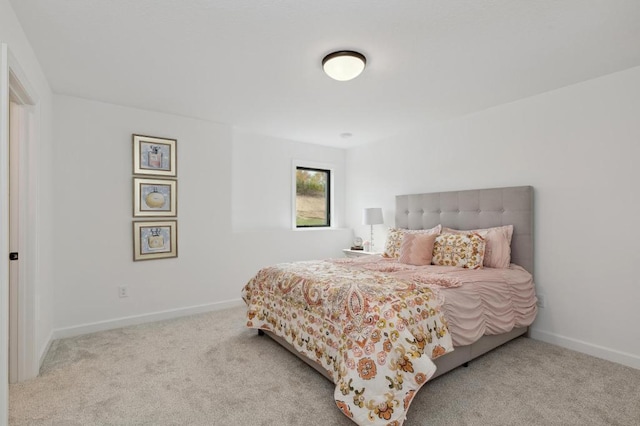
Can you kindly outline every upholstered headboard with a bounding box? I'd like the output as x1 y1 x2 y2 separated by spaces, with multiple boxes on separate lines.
395 186 534 275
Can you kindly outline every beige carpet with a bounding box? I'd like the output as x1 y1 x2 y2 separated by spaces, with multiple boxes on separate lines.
10 306 640 425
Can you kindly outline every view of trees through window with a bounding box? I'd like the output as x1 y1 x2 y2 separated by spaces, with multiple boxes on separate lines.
296 167 330 227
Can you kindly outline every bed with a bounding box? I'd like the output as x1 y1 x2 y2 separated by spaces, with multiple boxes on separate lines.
242 186 536 425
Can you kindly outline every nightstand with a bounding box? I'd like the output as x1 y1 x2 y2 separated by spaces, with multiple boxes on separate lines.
342 249 381 258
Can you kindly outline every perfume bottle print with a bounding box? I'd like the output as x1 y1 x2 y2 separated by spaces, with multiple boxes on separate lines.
145 187 165 209
147 228 165 250
148 146 163 169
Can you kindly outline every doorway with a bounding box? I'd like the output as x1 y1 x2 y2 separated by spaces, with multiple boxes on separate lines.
1 44 40 400
8 100 32 383
8 55 38 385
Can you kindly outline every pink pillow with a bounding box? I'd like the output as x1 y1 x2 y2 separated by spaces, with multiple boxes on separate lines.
398 233 438 266
442 225 513 268
383 225 442 258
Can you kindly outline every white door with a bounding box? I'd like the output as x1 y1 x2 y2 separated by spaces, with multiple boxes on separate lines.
3 46 39 390
8 100 20 384
2 45 40 426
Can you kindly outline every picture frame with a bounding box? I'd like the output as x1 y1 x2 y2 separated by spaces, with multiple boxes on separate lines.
133 134 177 177
133 177 177 217
133 220 178 261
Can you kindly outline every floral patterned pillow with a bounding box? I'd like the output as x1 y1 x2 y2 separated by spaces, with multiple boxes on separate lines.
383 225 442 258
443 225 513 269
431 233 486 269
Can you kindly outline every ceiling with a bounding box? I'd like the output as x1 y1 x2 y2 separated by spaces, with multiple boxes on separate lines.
9 0 640 148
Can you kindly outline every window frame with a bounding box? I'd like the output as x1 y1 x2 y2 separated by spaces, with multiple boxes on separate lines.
292 161 334 229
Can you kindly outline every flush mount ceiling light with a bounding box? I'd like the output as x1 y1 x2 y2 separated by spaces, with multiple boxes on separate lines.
322 51 366 81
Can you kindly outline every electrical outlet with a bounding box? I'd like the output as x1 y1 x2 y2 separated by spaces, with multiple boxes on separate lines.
536 294 546 308
118 286 129 298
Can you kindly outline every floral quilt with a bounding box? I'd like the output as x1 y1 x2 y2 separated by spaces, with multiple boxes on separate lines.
242 257 455 425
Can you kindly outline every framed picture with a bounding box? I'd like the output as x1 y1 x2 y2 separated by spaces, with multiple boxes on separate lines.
133 134 177 177
133 177 177 217
133 220 178 261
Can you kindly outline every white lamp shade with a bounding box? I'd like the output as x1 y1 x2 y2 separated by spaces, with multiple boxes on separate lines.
362 208 383 225
322 51 366 81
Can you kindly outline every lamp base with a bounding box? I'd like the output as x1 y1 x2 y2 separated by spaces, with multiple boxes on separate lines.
370 225 374 252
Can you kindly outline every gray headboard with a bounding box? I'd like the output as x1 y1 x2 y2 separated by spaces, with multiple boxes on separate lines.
395 186 534 275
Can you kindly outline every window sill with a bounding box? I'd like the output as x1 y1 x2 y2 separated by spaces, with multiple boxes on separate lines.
293 227 349 232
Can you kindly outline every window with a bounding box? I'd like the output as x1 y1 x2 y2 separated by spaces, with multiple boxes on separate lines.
295 166 331 228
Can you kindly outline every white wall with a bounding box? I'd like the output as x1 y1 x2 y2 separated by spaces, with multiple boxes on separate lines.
52 95 351 334
232 129 346 231
52 95 233 329
345 66 640 369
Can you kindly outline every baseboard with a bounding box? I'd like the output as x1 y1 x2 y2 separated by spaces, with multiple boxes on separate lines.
52 298 245 340
38 329 54 368
530 328 640 370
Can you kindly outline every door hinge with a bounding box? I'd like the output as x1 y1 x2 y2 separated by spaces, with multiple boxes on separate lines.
9 252 18 261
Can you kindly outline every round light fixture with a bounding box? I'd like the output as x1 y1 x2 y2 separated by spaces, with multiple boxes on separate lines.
322 51 366 81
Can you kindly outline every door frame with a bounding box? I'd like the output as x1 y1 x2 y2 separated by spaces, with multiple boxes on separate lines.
1 43 40 424
0 42 9 426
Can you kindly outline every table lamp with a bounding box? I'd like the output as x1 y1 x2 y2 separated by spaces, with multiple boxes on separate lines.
362 208 384 251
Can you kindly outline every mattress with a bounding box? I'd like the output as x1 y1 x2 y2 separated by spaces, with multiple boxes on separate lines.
242 256 537 426
331 257 538 349
436 264 537 346
328 256 538 346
